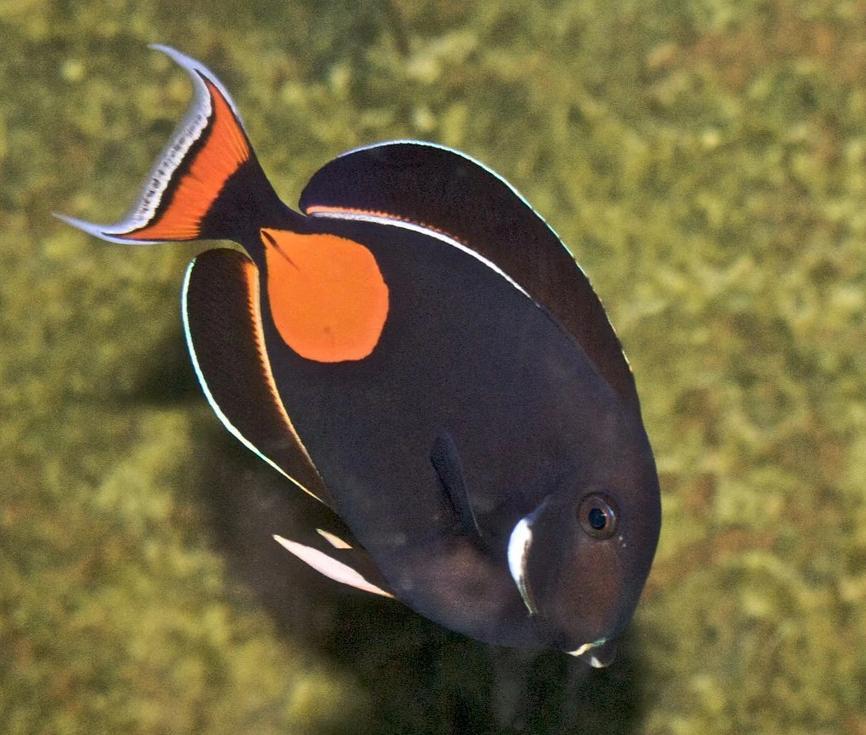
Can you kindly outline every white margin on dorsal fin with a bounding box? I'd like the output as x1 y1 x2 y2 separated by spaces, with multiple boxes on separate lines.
54 44 246 244
273 535 393 598
307 207 531 299
337 139 565 244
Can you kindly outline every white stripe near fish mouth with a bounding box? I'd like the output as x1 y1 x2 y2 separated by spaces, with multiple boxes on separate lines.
566 638 609 668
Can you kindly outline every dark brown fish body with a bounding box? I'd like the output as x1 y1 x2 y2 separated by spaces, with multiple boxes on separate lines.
59 46 661 665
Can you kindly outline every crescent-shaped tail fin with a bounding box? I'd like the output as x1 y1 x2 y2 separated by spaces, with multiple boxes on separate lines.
56 45 282 244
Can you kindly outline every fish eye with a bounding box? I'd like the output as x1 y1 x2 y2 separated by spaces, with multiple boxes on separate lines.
578 494 618 539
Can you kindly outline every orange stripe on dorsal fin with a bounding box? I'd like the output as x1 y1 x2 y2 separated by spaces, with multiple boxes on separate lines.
260 227 390 363
299 141 641 412
56 46 279 246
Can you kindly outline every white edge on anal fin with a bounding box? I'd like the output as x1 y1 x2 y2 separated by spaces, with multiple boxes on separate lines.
273 535 393 598
180 259 325 504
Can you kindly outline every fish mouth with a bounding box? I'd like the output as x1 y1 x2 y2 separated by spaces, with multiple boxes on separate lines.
565 638 617 668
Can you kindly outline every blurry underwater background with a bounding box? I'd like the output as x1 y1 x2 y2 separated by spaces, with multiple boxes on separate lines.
3 0 866 732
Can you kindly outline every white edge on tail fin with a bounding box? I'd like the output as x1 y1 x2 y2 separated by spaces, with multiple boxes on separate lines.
54 45 245 244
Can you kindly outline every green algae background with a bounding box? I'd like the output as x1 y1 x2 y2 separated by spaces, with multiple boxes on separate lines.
4 0 866 732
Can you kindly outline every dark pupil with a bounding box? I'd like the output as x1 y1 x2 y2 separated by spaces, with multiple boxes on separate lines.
588 507 607 530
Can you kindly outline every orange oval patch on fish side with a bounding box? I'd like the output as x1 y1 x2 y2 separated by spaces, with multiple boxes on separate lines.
260 227 389 362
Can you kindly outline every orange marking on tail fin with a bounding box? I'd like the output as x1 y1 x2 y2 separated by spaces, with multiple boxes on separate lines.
127 80 250 241
261 228 390 363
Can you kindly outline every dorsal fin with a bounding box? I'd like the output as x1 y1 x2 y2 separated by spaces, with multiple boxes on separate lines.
182 247 333 506
430 432 483 544
299 141 639 410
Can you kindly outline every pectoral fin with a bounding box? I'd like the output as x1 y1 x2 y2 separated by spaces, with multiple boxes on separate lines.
431 432 483 544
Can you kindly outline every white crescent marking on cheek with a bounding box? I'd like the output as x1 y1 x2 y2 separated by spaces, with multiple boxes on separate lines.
507 516 538 615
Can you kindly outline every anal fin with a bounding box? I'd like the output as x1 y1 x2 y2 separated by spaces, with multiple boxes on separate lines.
182 248 333 506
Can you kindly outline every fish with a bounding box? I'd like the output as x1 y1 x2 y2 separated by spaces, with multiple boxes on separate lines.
57 45 661 667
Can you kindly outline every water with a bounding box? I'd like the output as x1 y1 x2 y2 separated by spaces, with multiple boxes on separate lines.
3 1 865 732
